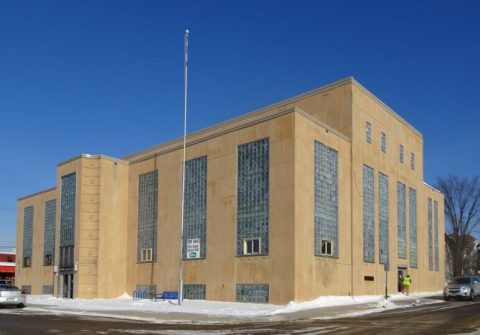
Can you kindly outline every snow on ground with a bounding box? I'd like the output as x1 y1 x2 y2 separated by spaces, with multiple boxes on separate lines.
24 291 442 321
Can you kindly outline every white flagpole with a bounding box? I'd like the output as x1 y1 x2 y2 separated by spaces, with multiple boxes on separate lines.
179 29 189 306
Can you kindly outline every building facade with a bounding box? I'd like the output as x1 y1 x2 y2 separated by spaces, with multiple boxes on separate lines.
16 77 445 304
0 251 16 284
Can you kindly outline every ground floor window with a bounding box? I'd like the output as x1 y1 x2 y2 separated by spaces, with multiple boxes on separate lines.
21 285 31 294
135 284 156 299
42 285 54 295
183 284 206 300
236 284 269 303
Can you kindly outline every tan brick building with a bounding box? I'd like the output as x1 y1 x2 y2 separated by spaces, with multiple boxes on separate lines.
16 77 444 304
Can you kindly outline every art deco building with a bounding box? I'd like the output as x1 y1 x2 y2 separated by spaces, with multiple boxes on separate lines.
16 77 444 304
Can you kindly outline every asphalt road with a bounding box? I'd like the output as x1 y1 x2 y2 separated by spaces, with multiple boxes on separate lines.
1 300 480 334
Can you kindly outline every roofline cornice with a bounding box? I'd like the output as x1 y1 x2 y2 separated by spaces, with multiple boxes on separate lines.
124 77 355 162
351 79 422 138
127 107 350 165
58 154 129 167
17 187 57 202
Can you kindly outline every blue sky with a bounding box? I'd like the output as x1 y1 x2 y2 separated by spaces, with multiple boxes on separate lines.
1 1 479 244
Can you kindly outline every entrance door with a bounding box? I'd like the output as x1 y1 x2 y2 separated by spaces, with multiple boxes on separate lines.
397 267 407 292
60 272 74 299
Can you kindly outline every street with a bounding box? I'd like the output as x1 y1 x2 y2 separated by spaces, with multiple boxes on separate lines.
1 299 480 334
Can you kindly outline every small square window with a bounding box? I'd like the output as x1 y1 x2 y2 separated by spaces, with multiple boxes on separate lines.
243 238 261 255
366 122 372 144
44 254 53 266
23 257 31 267
321 240 334 256
141 248 153 262
381 132 386 153
399 145 404 163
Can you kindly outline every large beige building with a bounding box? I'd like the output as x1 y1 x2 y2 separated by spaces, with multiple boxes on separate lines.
16 77 444 304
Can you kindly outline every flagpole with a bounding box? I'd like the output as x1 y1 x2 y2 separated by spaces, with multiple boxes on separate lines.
179 29 189 306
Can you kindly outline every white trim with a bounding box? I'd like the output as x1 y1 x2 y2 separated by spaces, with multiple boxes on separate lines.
0 262 15 267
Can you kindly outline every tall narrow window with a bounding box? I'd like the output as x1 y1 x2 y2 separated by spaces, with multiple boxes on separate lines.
378 173 389 265
137 170 158 262
399 145 404 164
23 206 33 267
397 182 407 259
183 156 207 259
43 200 56 266
434 200 439 271
314 141 338 258
237 138 269 256
381 132 387 153
366 122 372 144
428 198 433 271
409 188 417 268
363 165 375 262
60 173 76 269
410 152 415 170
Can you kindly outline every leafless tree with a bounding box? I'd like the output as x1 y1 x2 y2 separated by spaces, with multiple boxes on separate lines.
436 175 480 277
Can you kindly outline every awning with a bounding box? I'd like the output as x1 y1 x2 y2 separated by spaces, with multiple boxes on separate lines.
0 266 15 273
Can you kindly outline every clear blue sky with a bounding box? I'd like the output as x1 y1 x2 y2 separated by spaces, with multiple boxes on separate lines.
1 1 479 244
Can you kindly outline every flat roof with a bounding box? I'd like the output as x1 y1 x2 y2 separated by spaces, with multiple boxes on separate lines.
123 76 421 162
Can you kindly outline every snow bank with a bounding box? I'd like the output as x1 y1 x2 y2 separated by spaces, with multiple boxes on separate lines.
25 291 442 319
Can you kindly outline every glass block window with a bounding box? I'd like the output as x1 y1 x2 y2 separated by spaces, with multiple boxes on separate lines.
314 141 338 258
378 173 389 265
363 165 375 262
410 152 415 170
397 182 407 259
366 122 372 144
60 173 76 247
428 198 433 271
23 206 34 266
237 138 269 256
434 200 439 271
183 156 207 259
42 285 54 295
135 284 157 299
43 199 56 266
183 284 206 300
409 188 418 268
137 170 158 262
236 284 269 303
399 145 404 164
381 132 387 153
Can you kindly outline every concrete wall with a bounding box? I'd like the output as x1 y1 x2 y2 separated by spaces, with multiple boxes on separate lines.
56 155 129 299
16 188 57 294
293 112 352 301
126 113 297 304
350 83 444 295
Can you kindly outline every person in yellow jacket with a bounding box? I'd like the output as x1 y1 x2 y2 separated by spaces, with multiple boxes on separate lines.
403 274 412 296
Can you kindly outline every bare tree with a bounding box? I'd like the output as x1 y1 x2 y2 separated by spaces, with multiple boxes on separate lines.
436 175 480 277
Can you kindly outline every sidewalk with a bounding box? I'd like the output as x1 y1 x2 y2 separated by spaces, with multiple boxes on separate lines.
24 293 444 324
